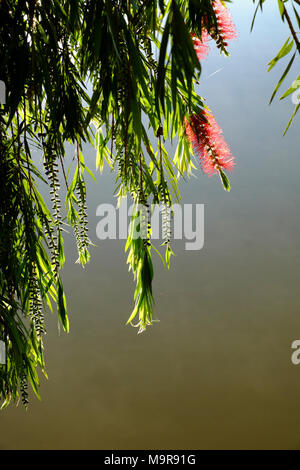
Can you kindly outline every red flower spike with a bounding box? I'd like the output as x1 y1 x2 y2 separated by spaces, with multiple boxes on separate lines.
213 0 237 43
192 31 210 62
185 111 235 177
192 2 237 62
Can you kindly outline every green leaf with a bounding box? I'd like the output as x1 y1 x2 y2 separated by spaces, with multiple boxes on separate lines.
283 101 300 135
57 278 69 333
267 37 294 72
155 16 171 115
269 52 296 103
280 75 300 100
219 169 231 192
277 0 285 19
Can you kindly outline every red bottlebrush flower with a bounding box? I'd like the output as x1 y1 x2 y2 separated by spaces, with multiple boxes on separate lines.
192 2 237 61
212 0 237 47
192 31 210 62
185 111 235 177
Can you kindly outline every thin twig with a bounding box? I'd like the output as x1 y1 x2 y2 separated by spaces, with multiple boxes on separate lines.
283 4 300 52
110 112 115 159
24 96 33 196
139 152 143 194
59 153 69 191
76 140 81 177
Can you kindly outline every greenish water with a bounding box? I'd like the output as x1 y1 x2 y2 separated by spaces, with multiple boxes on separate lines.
1 3 300 449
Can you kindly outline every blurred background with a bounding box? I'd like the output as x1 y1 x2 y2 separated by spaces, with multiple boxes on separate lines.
1 2 300 450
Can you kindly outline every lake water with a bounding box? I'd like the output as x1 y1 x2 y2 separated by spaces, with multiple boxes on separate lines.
1 3 300 449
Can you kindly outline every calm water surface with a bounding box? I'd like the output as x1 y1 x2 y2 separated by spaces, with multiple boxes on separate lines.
1 3 300 449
